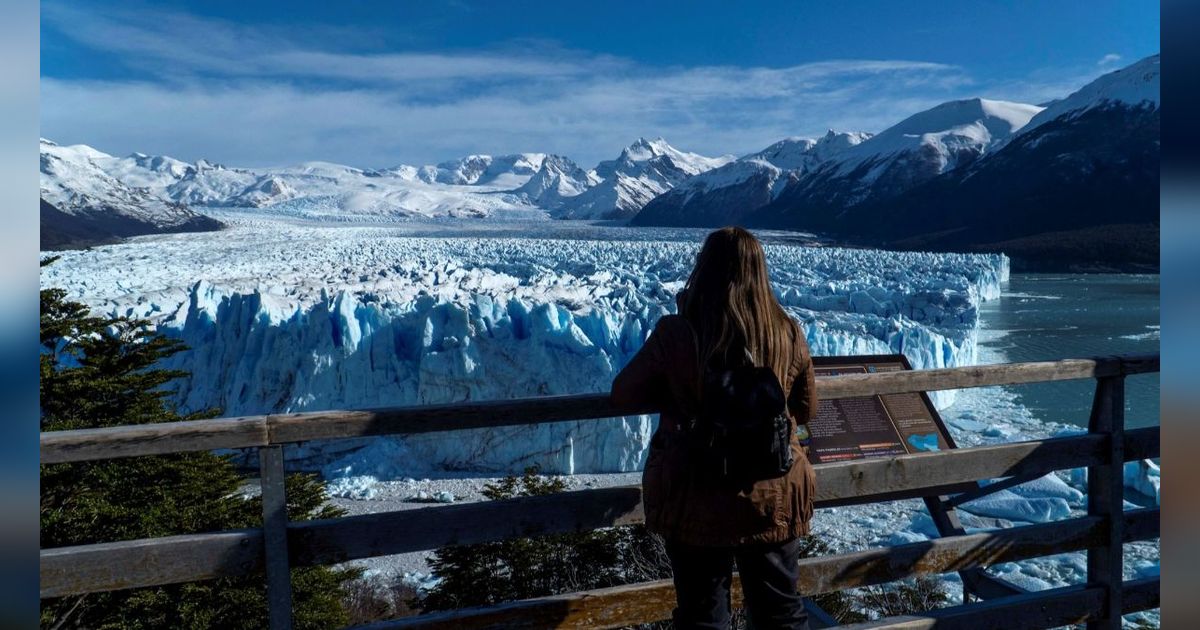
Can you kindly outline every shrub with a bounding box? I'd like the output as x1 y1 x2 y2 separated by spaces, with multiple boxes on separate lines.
850 575 950 620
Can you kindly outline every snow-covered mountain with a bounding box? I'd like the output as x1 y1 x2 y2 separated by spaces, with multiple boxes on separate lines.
634 99 1039 227
40 139 224 249
749 132 872 170
39 141 565 239
514 154 598 207
752 54 1161 271
40 135 732 243
407 153 548 187
633 131 869 226
553 137 734 220
1014 54 1158 139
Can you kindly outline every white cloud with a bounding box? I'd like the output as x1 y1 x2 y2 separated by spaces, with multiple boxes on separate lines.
38 2 1109 168
1098 53 1123 66
40 61 972 169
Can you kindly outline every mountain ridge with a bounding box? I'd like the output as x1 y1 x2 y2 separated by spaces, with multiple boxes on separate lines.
41 55 1158 268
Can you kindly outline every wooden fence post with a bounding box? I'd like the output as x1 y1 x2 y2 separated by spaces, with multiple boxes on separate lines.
1086 373 1125 630
261 445 293 630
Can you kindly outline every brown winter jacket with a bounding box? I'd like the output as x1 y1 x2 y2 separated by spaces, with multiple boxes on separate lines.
612 314 818 547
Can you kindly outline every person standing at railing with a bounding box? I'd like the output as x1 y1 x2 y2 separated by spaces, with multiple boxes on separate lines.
613 226 819 630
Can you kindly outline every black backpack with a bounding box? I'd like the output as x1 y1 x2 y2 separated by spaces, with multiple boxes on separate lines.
686 346 795 484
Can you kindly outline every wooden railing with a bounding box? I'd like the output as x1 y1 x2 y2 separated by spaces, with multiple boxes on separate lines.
39 353 1161 630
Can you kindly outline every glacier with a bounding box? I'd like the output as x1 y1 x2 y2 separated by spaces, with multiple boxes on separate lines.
42 215 1158 625
42 214 1008 474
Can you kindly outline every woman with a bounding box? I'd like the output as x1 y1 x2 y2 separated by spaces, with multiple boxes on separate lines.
612 226 818 630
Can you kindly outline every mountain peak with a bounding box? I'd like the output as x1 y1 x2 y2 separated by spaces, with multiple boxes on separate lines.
885 98 1043 139
621 136 674 161
1017 54 1159 137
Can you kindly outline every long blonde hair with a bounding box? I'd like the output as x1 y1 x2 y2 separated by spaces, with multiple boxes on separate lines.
681 227 799 385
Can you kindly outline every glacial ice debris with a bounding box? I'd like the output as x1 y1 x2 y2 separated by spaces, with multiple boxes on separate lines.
1069 459 1160 506
41 221 1011 475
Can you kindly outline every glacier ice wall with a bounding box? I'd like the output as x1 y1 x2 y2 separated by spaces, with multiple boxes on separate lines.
41 219 1010 474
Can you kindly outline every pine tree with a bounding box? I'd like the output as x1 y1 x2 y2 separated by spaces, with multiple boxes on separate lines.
40 267 356 629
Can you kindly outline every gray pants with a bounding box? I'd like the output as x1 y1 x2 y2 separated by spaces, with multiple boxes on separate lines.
666 537 810 630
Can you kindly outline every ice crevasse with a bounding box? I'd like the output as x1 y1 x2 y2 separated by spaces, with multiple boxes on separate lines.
147 240 1010 475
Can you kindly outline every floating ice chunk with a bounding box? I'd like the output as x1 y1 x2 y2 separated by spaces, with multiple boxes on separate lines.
908 512 940 538
990 562 1057 591
1134 561 1160 578
981 424 1016 438
887 530 930 545
959 488 1071 523
1068 459 1160 506
989 473 1085 505
1125 459 1160 504
946 417 990 433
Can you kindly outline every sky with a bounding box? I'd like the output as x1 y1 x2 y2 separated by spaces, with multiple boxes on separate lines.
40 0 1160 169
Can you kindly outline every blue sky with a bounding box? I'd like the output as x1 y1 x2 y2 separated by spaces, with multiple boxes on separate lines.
40 0 1160 168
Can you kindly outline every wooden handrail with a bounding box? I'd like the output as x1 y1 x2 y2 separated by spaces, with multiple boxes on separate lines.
358 510 1160 630
39 353 1160 465
39 429 1160 599
38 353 1161 630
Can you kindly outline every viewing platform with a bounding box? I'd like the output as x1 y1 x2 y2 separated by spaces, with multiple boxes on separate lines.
40 353 1160 629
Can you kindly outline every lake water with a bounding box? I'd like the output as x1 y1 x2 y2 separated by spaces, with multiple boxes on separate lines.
979 274 1160 431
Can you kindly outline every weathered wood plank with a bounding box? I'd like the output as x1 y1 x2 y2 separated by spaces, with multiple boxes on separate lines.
40 530 262 599
839 585 1104 629
1087 376 1126 630
41 432 1137 598
260 445 294 630
1123 508 1161 542
922 494 1026 601
355 577 680 630
39 355 1159 464
266 395 654 444
794 516 1106 596
38 497 1157 609
1124 426 1159 460
841 577 1158 630
816 358 1108 401
40 416 270 464
290 434 1103 565
358 517 1119 629
37 498 1156 602
813 434 1105 505
1121 577 1159 614
290 485 644 566
1116 353 1160 377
